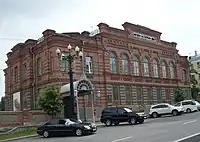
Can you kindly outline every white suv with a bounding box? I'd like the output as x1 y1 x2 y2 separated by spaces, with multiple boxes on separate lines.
175 100 198 113
149 103 184 118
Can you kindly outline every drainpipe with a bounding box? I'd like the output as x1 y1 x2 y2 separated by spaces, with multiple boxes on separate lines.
46 38 50 83
99 36 108 107
80 42 87 122
187 62 191 99
19 50 24 111
30 47 36 109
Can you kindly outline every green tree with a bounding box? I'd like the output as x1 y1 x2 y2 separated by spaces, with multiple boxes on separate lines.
191 86 200 99
39 86 63 118
174 87 185 102
189 62 198 86
0 96 5 111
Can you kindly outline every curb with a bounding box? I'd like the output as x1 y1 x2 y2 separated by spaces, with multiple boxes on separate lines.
0 134 38 142
96 124 105 128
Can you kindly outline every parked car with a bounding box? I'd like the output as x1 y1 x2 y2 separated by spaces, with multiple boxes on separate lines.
149 103 184 118
100 107 144 126
137 112 148 119
175 100 198 113
194 100 200 111
36 118 97 137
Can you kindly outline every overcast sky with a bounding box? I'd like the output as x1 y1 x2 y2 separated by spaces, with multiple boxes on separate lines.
0 0 199 98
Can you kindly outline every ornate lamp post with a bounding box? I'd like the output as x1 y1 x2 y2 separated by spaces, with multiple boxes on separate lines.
56 44 83 118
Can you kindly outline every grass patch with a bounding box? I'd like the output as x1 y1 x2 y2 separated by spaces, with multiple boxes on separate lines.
0 128 37 140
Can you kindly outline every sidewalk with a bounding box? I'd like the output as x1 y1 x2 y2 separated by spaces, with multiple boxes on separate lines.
95 122 105 128
0 135 37 142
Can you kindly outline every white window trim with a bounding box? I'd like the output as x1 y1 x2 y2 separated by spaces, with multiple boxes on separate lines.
144 62 149 77
86 56 93 74
60 53 69 71
122 59 128 74
110 57 117 73
133 61 139 76
153 63 158 77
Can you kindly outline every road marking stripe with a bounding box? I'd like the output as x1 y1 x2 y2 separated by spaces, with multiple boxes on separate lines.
111 136 132 142
183 119 197 124
172 132 200 142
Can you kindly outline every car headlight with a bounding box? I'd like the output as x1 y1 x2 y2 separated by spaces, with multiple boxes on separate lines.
84 126 91 129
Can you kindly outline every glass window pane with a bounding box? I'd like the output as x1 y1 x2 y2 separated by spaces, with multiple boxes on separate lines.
143 57 149 77
110 52 117 73
122 54 128 74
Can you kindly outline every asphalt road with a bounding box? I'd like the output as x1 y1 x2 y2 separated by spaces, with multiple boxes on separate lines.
16 112 200 142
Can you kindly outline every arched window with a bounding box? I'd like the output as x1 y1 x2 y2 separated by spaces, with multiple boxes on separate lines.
161 61 167 78
132 55 140 76
143 57 149 77
110 52 117 73
122 53 129 74
153 59 158 77
169 62 175 79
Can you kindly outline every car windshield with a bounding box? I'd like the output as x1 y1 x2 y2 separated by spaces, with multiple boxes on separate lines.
175 102 181 106
124 108 133 112
195 101 200 105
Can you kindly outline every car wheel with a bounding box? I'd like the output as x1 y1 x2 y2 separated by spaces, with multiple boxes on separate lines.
152 112 158 118
186 108 191 113
172 110 178 116
114 122 119 126
105 119 112 126
75 128 83 136
138 119 144 124
43 131 49 138
129 117 136 125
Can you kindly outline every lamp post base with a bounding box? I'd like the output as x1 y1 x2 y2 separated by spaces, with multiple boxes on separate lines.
63 96 76 119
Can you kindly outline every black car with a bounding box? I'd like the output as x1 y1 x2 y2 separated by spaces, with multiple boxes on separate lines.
100 107 144 126
36 118 97 137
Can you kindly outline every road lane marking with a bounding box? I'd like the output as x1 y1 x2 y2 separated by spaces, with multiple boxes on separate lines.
111 136 132 142
183 119 197 124
172 132 200 142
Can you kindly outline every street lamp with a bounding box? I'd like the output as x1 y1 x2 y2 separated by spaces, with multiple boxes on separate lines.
56 44 83 119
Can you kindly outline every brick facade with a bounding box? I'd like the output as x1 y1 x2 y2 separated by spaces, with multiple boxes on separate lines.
4 22 190 113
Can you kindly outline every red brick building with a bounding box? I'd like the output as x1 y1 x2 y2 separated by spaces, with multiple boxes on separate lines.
4 22 190 119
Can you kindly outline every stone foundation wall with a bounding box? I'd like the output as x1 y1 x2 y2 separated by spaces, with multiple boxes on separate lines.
0 110 49 127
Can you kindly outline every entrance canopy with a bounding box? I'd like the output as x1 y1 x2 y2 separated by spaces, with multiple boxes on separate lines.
60 79 94 97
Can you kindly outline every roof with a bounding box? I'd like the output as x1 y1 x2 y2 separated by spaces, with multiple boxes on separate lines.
60 81 79 95
59 79 94 96
189 55 200 62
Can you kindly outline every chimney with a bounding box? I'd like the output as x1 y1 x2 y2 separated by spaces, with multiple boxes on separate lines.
195 50 197 56
97 23 109 33
42 29 56 38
